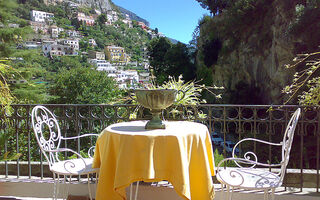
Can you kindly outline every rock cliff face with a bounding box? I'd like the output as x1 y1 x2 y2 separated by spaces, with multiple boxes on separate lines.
198 0 299 104
77 0 112 12
45 0 113 11
46 0 150 25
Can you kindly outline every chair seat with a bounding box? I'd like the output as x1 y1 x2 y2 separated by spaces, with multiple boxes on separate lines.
216 168 281 189
51 158 99 175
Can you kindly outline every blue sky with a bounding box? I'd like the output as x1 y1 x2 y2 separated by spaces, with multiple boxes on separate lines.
112 0 210 44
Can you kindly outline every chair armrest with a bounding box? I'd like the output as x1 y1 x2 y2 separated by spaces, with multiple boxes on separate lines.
61 134 99 158
217 157 281 170
44 148 89 173
61 133 99 140
232 138 282 168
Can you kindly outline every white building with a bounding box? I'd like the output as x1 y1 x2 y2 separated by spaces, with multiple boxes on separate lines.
158 32 166 38
49 26 64 38
138 72 150 84
89 59 112 69
25 41 42 49
116 70 139 89
122 19 133 28
88 39 97 46
42 43 76 57
106 10 119 24
66 30 81 38
77 12 95 26
89 59 118 78
30 10 54 23
63 39 79 51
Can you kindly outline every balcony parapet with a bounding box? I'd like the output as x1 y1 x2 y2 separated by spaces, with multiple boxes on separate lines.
0 104 319 193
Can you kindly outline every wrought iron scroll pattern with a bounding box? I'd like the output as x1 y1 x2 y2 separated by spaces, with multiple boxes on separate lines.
0 104 319 192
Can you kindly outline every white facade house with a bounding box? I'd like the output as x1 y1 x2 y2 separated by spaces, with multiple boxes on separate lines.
66 30 81 38
89 59 113 69
88 39 97 46
30 10 54 23
158 32 166 38
25 41 42 49
49 26 64 38
139 72 150 84
116 70 139 89
42 43 76 57
63 39 79 51
122 19 133 28
77 12 95 26
89 59 118 78
106 14 113 22
106 10 119 24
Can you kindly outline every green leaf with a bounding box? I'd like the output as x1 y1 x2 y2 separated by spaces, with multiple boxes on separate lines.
3 151 10 160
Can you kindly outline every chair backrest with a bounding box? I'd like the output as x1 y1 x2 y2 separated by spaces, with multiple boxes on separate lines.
31 105 62 167
279 108 301 183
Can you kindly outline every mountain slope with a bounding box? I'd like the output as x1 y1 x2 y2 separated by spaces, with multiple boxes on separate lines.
116 5 150 26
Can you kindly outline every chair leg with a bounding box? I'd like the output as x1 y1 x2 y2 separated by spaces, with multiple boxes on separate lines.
134 181 139 200
264 190 268 200
229 186 233 200
129 183 133 200
226 185 230 200
271 188 275 200
87 174 93 200
64 175 68 200
57 174 61 200
95 173 98 195
53 173 57 200
129 181 140 200
220 184 225 200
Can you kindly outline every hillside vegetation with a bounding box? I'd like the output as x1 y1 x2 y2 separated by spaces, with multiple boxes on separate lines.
194 0 320 104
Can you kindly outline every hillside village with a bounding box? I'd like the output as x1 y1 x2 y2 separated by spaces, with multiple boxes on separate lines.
21 0 166 89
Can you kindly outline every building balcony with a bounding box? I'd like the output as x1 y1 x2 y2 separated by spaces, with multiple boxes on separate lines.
0 104 319 199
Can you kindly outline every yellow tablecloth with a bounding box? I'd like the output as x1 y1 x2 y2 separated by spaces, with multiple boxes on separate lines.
93 120 215 200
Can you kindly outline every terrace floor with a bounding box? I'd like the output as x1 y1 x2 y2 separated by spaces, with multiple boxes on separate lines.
1 177 320 200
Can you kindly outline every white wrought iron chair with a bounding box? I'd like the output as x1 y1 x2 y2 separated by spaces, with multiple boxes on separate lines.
216 108 301 200
31 105 99 200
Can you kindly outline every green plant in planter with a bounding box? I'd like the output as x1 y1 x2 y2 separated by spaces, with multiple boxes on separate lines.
125 75 223 120
149 75 208 120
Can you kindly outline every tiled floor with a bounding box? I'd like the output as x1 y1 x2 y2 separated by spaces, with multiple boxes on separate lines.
1 179 320 200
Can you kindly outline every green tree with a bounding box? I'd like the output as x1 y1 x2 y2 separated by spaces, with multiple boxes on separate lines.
196 0 234 15
164 42 196 82
289 3 320 52
0 0 28 161
50 67 122 104
50 56 84 71
148 37 172 84
9 49 54 103
148 38 196 84
0 0 32 57
97 13 108 25
0 0 34 106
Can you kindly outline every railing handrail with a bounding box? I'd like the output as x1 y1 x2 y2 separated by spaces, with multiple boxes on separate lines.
1 104 319 192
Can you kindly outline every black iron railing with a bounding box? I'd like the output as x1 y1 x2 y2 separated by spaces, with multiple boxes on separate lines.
0 104 319 192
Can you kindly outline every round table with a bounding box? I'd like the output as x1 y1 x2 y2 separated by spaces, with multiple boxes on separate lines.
93 120 215 200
